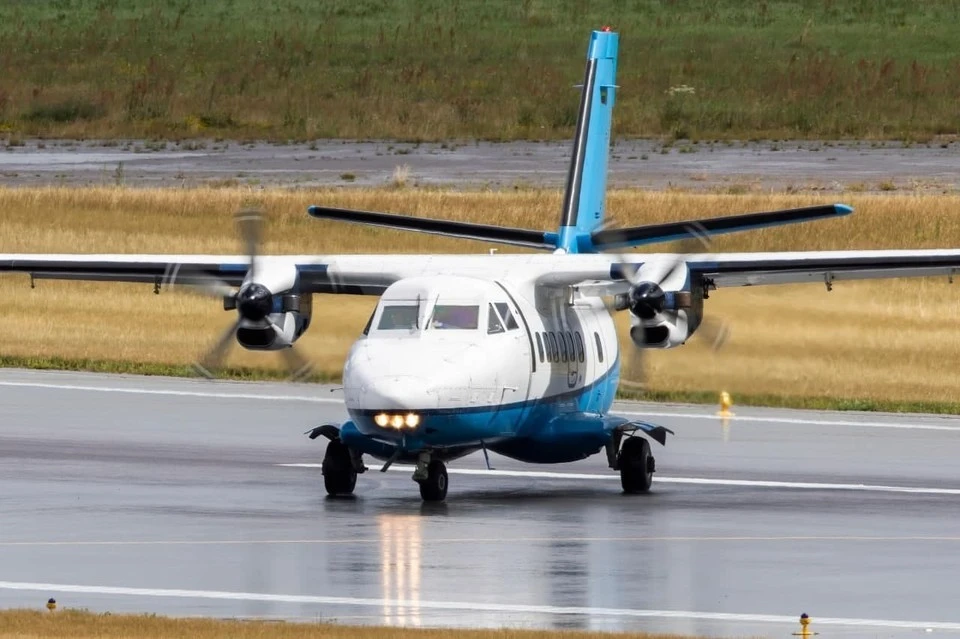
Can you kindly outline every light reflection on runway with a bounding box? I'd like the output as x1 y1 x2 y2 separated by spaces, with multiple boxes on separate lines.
380 515 422 626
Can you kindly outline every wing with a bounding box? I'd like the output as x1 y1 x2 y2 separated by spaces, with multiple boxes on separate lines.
0 254 393 296
537 249 960 296
683 249 960 288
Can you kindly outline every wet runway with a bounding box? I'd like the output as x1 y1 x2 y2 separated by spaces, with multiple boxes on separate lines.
1 139 958 192
2 369 960 637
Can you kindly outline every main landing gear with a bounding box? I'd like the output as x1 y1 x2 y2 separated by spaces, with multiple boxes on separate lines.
322 439 359 497
413 452 448 502
618 436 654 494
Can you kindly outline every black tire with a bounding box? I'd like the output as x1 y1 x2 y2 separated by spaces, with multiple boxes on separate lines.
619 437 654 494
322 439 357 496
418 460 448 502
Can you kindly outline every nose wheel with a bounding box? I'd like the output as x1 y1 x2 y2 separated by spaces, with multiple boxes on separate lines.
416 459 448 502
619 436 654 494
322 439 357 496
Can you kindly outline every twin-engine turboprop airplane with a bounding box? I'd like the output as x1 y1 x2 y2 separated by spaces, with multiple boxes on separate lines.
5 29 960 501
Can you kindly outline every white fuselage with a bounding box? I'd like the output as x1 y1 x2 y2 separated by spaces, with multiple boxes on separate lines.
341 274 621 453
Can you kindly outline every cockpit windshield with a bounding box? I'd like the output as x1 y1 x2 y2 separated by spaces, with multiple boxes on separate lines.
377 305 420 330
429 305 479 330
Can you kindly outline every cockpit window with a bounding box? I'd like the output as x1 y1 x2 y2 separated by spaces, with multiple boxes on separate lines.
377 305 420 330
430 305 480 330
494 303 519 330
487 304 505 334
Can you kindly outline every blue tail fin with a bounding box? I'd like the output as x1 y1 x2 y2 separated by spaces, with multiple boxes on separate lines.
556 29 619 254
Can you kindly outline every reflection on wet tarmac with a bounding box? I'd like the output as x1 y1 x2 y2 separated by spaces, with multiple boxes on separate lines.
380 514 421 626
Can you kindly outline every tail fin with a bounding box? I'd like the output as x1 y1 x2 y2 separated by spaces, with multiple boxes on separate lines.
557 28 619 254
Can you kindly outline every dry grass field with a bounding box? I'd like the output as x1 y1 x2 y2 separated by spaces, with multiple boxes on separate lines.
3 186 960 407
0 609 699 639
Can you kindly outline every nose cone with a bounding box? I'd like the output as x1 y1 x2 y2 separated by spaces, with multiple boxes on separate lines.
344 336 498 410
344 340 459 411
352 373 435 410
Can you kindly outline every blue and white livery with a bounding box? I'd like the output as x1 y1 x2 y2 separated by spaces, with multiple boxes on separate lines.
5 29 960 501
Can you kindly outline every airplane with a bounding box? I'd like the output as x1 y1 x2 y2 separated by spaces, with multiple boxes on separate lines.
5 28 960 502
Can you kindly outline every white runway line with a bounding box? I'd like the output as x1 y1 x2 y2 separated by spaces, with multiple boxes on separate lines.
278 464 960 496
3 378 960 430
627 409 960 432
0 381 339 404
1 580 959 631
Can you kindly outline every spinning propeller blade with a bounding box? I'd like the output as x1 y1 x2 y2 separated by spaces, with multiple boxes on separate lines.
607 221 730 390
188 207 315 381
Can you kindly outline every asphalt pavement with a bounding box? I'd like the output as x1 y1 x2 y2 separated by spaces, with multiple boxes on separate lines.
2 369 960 637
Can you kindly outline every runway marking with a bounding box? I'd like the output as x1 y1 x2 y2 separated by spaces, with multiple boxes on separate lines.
278 463 960 495
4 378 960 431
625 409 960 432
5 535 960 548
0 381 339 404
1 580 959 631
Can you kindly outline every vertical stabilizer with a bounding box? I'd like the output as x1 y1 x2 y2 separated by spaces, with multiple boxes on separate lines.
556 28 619 254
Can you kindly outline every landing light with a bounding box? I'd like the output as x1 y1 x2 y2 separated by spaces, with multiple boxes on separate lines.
373 412 421 429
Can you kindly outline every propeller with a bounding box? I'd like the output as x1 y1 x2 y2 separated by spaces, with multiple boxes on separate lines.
607 222 729 391
168 207 314 381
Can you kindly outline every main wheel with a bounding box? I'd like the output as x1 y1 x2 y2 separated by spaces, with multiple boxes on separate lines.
418 460 448 502
619 437 654 494
322 439 357 496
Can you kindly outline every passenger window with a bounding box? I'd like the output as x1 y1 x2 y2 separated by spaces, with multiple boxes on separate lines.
494 302 519 330
548 332 559 362
565 332 574 363
575 332 584 363
594 332 604 363
559 332 568 362
535 333 544 363
487 304 505 334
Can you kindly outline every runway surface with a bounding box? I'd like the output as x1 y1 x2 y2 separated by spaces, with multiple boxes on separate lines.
2 369 960 637
1 139 958 192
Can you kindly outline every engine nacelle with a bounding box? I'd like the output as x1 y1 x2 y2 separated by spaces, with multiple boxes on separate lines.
629 309 690 349
236 294 313 351
628 279 706 349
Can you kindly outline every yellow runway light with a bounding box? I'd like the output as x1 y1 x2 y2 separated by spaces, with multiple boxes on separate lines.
717 390 734 417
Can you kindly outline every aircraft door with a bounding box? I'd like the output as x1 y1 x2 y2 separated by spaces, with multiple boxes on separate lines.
556 302 583 391
575 304 603 410
487 296 533 432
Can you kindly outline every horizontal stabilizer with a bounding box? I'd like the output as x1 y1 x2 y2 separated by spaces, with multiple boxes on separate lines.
590 204 853 252
307 206 554 250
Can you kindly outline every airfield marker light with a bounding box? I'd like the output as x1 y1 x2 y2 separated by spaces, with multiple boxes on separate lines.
46 598 56 612
391 415 405 429
792 613 817 637
404 413 420 428
717 391 734 418
374 413 389 427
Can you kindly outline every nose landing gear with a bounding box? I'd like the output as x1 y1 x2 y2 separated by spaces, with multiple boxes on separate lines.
414 453 448 502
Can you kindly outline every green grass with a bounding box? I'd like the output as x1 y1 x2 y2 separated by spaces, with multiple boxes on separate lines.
6 354 960 416
1 0 959 141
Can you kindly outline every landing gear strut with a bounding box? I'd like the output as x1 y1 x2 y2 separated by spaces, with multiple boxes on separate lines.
619 436 654 494
414 453 448 502
322 439 357 496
